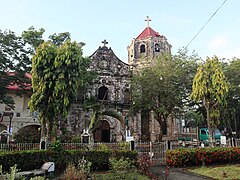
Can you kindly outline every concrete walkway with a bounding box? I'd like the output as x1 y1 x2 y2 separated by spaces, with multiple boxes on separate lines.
150 166 212 180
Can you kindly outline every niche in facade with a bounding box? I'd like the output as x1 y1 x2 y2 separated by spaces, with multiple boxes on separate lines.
124 89 130 103
155 44 160 52
98 86 108 101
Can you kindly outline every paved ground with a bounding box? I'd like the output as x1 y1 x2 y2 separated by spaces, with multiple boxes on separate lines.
150 166 212 180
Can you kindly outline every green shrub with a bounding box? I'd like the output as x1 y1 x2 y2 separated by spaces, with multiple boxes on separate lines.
105 157 137 180
71 136 81 143
0 150 47 172
93 172 150 180
0 149 138 172
63 157 92 180
97 143 109 150
93 157 149 180
109 157 134 173
48 140 64 152
30 177 45 180
0 164 45 180
14 125 40 143
166 147 240 167
0 164 18 180
137 154 152 175
118 142 130 151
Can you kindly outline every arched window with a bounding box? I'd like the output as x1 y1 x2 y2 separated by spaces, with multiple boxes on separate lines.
155 44 160 52
140 44 146 53
124 89 130 103
98 86 108 101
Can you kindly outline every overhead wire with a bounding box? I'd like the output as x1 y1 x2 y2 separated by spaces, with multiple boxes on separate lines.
183 0 227 51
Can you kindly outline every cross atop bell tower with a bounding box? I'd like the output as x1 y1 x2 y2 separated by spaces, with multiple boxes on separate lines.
145 16 151 28
101 39 108 46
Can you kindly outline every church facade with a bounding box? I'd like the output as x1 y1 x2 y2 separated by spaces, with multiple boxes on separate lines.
67 16 175 142
0 17 176 143
68 40 142 143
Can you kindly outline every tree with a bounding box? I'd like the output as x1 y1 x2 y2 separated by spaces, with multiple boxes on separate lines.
0 29 32 108
22 26 45 52
173 49 200 110
49 32 71 46
14 125 40 143
29 40 91 142
132 53 197 141
221 58 240 137
191 56 229 142
22 27 72 50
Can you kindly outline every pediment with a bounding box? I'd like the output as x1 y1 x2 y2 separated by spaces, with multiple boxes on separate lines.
89 45 131 76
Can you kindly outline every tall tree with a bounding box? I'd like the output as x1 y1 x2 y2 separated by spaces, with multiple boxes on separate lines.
191 56 229 142
132 53 196 140
1 26 84 112
0 30 32 108
29 40 91 142
22 26 45 51
221 58 240 136
22 27 72 49
49 32 71 46
173 49 200 110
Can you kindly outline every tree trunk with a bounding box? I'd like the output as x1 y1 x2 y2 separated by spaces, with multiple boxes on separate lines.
47 122 55 143
206 106 213 144
41 118 46 142
203 96 212 146
40 118 47 149
156 114 165 142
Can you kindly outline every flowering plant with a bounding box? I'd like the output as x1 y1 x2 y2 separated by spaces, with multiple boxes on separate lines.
166 147 240 167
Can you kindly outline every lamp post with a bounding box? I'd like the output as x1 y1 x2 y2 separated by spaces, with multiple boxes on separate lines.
8 112 14 134
6 112 14 144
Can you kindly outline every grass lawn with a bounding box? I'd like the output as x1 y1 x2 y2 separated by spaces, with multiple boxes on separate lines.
93 171 150 180
188 164 240 180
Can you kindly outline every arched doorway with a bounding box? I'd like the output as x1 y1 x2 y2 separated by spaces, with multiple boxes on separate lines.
94 120 110 143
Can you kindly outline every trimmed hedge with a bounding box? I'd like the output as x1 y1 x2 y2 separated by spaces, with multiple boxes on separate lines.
166 147 240 167
0 150 138 172
0 150 48 172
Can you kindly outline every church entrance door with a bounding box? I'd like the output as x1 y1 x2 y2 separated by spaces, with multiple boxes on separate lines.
94 120 110 143
100 120 110 142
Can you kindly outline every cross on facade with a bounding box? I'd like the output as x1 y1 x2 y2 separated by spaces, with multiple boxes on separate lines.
102 39 108 46
145 16 151 28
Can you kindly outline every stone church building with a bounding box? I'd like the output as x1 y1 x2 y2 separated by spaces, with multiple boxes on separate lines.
68 40 139 143
0 17 176 143
68 16 175 142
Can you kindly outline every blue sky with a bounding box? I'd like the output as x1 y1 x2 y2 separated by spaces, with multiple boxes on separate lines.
0 0 239 63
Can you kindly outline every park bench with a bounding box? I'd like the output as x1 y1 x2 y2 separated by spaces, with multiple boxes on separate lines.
15 162 55 179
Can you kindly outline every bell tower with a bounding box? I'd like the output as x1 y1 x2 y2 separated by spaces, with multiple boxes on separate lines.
128 16 172 68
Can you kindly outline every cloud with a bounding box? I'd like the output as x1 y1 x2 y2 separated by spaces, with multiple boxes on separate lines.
208 35 228 52
207 34 240 59
219 48 240 59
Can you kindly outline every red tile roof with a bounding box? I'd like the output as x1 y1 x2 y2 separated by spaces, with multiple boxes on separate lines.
136 27 160 40
7 73 32 91
7 83 32 91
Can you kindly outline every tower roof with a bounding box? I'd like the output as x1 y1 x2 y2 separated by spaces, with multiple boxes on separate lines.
136 27 160 40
